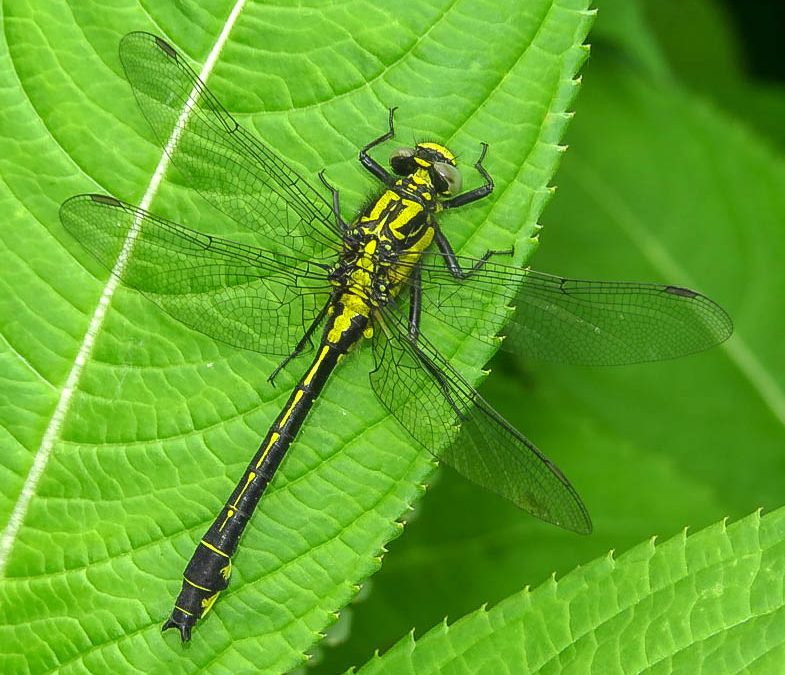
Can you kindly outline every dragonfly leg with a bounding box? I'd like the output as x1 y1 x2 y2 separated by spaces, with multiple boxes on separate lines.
318 171 348 231
268 298 332 385
434 227 514 280
404 266 464 418
442 142 494 209
407 333 464 419
407 263 423 341
359 107 398 184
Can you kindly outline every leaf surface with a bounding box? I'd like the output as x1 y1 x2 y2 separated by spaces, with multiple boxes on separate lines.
355 508 785 674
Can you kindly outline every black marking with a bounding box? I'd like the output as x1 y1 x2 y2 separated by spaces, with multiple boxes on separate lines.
89 194 123 207
665 285 698 298
155 36 178 60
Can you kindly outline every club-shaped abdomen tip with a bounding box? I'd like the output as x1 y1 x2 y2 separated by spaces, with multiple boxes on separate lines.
162 612 193 642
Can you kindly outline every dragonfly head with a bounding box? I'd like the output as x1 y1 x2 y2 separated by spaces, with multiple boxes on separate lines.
390 142 462 195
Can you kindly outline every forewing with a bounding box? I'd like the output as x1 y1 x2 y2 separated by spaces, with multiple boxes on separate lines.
369 307 591 534
118 31 340 261
417 257 732 365
60 194 333 356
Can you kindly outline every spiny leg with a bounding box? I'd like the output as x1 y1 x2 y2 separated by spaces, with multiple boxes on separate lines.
407 263 423 341
268 299 332 385
318 170 347 232
433 227 514 280
442 142 494 210
436 143 514 274
359 107 398 184
404 268 463 418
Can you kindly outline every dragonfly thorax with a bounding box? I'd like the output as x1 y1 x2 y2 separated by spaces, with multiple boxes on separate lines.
331 229 406 308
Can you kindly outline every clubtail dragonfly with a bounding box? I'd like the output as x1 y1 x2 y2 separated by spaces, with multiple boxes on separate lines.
60 32 733 641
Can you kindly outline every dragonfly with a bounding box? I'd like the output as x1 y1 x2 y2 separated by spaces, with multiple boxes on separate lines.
60 32 733 641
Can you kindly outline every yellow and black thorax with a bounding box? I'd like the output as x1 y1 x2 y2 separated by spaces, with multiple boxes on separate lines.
327 141 460 335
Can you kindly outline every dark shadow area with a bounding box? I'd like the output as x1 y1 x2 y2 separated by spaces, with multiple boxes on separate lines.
722 0 785 81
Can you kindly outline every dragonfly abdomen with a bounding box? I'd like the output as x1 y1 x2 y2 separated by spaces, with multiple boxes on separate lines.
163 298 369 640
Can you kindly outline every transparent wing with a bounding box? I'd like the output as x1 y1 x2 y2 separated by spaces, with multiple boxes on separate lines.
60 194 333 356
369 305 591 534
118 31 341 261
415 256 732 365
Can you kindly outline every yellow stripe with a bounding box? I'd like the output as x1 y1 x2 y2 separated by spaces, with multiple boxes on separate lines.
387 229 435 287
327 305 353 343
418 142 455 162
219 507 235 531
175 604 194 617
357 253 375 272
279 389 304 428
230 471 255 508
184 577 211 593
350 271 372 294
256 432 280 468
410 227 434 253
200 539 230 558
303 345 329 386
345 293 371 317
201 592 221 616
388 200 423 238
368 191 396 220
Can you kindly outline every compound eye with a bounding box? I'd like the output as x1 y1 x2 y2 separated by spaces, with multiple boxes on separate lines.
433 162 462 194
390 147 416 175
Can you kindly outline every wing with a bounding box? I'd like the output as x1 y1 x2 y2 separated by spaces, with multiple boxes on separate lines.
60 194 333 356
415 256 732 366
118 31 340 261
369 305 591 534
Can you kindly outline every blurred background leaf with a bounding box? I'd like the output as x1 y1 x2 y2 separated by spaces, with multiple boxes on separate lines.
313 0 785 671
355 507 785 673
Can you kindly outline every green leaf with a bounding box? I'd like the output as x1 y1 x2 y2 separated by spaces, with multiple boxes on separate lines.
596 0 785 156
637 0 785 155
0 0 593 670
640 0 744 91
533 51 785 533
313 13 785 675
584 0 671 81
355 507 785 673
